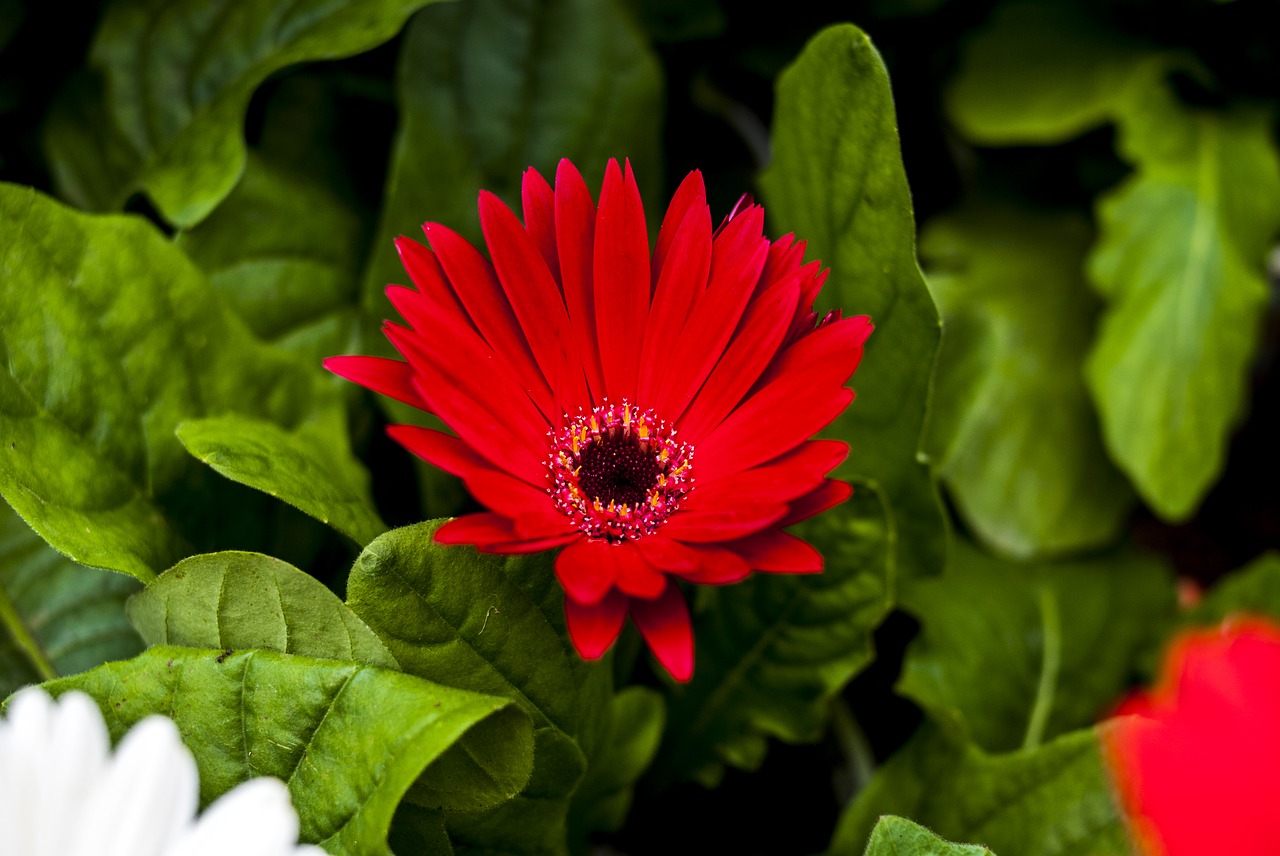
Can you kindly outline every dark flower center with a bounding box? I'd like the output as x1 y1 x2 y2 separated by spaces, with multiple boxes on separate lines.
576 434 662 508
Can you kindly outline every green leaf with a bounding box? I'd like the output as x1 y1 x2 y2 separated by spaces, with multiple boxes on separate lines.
1086 89 1280 519
0 184 337 580
656 485 893 786
945 1 1171 145
568 686 665 839
389 805 454 856
363 0 663 302
828 724 1131 856
760 23 946 581
1185 552 1280 628
863 816 994 856
897 541 1173 754
175 151 366 364
34 646 534 854
42 0 445 228
345 521 612 855
1 500 142 697
177 409 386 546
922 202 1134 558
125 551 396 669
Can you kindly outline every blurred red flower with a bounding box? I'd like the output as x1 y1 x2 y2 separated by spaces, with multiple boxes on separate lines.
1105 617 1280 855
326 159 870 681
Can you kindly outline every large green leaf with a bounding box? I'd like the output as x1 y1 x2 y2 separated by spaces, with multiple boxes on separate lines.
945 1 1171 145
177 409 386 546
759 23 945 581
345 521 612 855
175 152 366 364
897 541 1173 753
0 185 338 580
1 500 142 698
1086 88 1280 519
34 646 534 855
42 0 444 228
363 0 663 301
656 485 893 786
568 686 665 840
922 203 1134 557
828 724 1132 856
126 551 395 668
863 816 994 856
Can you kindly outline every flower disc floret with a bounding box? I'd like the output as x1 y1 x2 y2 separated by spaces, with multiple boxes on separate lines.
548 401 693 543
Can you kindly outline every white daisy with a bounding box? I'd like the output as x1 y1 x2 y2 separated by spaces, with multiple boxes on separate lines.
0 687 326 856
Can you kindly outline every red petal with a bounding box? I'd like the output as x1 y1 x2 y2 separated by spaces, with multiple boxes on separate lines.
479 190 590 413
660 502 788 542
522 167 561 285
614 547 668 599
593 159 650 401
677 274 800 441
782 480 853 526
554 159 606 404
435 514 580 554
394 237 475 332
323 355 428 411
685 440 848 507
423 222 555 410
462 468 564 532
652 170 707 286
637 200 713 405
652 206 769 420
564 589 628 660
630 581 694 682
555 538 620 605
387 424 490 478
724 529 822 573
636 536 751 585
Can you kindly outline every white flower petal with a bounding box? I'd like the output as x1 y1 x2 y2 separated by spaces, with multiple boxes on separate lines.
38 691 111 856
66 715 199 856
165 777 322 856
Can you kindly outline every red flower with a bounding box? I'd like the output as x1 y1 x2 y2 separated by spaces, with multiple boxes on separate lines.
326 159 871 681
1105 617 1280 856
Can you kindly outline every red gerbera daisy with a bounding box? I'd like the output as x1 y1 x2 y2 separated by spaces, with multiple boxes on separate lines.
1105 617 1280 856
325 158 871 681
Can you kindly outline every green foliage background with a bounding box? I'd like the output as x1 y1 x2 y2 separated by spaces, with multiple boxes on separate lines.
2 0 1278 853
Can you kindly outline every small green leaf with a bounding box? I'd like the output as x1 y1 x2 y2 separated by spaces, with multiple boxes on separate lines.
922 202 1134 557
1087 89 1280 519
34 646 534 854
177 409 386 546
126 551 396 669
569 686 665 839
363 0 663 302
897 541 1174 753
345 521 611 855
175 151 366 364
760 23 946 581
946 1 1171 145
863 816 994 856
43 0 446 228
828 724 1131 856
0 184 338 580
1 500 142 698
657 486 892 785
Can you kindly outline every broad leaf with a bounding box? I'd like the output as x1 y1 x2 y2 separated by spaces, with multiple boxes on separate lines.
1 500 142 698
35 646 534 855
175 152 366 364
1087 88 1280 519
946 1 1171 144
760 23 946 581
897 541 1173 753
126 551 395 668
177 409 386 546
363 0 663 301
863 816 993 856
922 203 1134 557
0 185 337 579
657 485 893 785
828 724 1131 856
568 686 665 840
43 0 444 228
345 521 612 855
389 805 454 856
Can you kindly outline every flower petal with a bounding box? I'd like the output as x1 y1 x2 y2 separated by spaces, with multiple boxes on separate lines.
614 547 668 600
724 529 823 573
564 588 629 660
167 777 315 856
322 355 428 411
522 167 561 285
630 581 694 682
594 159 651 401
652 169 707 281
555 538 621 605
660 502 788 542
554 159 606 404
782 479 854 526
